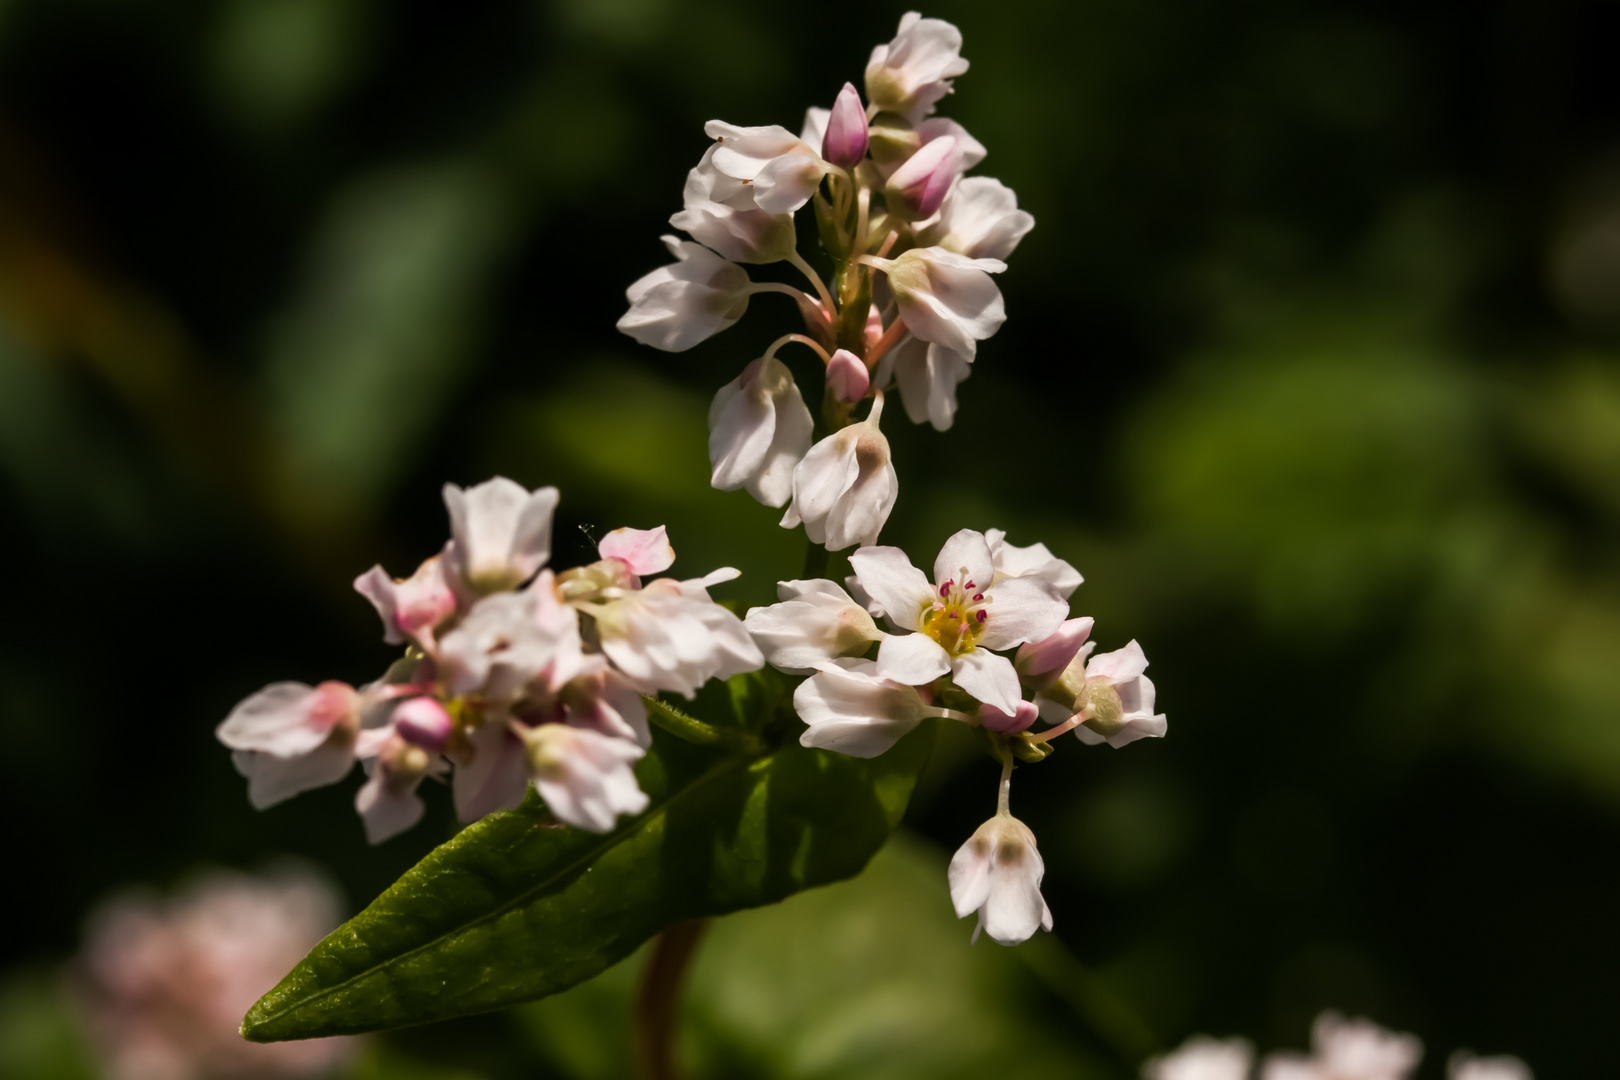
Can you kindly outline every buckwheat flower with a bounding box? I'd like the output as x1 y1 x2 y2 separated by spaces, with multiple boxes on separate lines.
849 529 1068 713
801 106 830 147
1448 1052 1532 1080
354 727 442 844
709 355 815 508
617 235 752 352
438 572 579 700
670 147 797 264
1145 1037 1255 1080
656 569 768 682
352 552 457 649
1262 1012 1422 1080
880 246 1007 360
876 335 972 430
217 681 360 809
516 722 649 833
793 659 959 757
986 527 1083 597
592 571 763 697
917 117 987 169
745 578 883 673
781 393 898 551
916 176 1036 261
705 120 831 215
443 476 559 595
453 713 530 822
885 135 963 220
554 664 652 747
865 11 970 121
1064 640 1168 749
821 82 870 169
948 813 1051 945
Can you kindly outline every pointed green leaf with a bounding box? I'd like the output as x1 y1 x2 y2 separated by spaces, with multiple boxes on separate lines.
242 723 934 1042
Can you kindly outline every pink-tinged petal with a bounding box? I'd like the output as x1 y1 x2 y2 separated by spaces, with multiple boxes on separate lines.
933 528 994 594
599 525 676 576
217 682 357 757
1015 617 1094 684
393 697 453 753
917 176 1034 261
916 118 986 170
976 576 1068 651
849 545 933 631
875 632 952 685
977 699 1038 734
355 771 425 844
821 82 870 169
231 740 356 810
826 349 871 404
452 720 529 822
751 151 828 214
1086 639 1150 683
885 135 963 219
951 649 1022 714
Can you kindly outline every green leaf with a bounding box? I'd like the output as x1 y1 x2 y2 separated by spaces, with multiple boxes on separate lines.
242 722 935 1042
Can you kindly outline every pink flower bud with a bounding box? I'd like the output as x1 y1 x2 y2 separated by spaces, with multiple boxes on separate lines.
1015 617 1094 690
826 349 871 404
393 697 453 753
821 82 870 169
978 699 1039 734
885 135 962 220
863 304 884 350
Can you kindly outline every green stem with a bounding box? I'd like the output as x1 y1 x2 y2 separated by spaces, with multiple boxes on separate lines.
645 698 765 754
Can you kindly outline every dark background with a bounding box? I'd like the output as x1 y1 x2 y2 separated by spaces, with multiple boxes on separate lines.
3 0 1619 1076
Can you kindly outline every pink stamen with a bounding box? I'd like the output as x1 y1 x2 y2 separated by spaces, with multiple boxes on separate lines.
939 581 952 597
976 610 987 622
972 592 984 601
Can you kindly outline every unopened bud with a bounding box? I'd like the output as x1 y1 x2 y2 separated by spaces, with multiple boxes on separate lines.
1015 617 1094 691
821 83 869 169
885 135 962 220
394 697 454 753
1078 675 1125 738
826 349 870 403
977 699 1038 734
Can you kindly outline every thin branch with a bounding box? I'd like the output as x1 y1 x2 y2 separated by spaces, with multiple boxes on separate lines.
787 250 837 314
763 332 833 365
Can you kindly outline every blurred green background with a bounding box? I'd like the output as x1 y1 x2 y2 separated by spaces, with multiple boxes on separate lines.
2 0 1618 1076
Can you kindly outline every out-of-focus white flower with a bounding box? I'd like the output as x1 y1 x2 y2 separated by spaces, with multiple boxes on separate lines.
452 713 529 822
709 355 814 508
353 726 444 844
592 572 763 697
443 476 559 595
704 120 831 215
825 348 871 404
948 813 1051 945
986 527 1082 597
599 525 677 580
849 529 1067 713
882 246 1006 359
1057 640 1168 749
73 869 358 1080
745 578 883 674
1262 1012 1423 1080
781 394 898 551
793 659 953 757
216 681 360 809
885 135 963 220
438 572 580 699
617 235 752 352
916 176 1035 261
1144 1036 1255 1080
1448 1052 1532 1080
516 722 649 833
670 147 797 264
353 553 457 648
821 82 870 169
1015 616 1094 691
875 334 972 430
865 11 970 121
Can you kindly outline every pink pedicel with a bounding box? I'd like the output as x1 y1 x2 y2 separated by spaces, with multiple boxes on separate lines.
886 135 962 219
978 699 1039 734
822 82 870 169
826 349 871 403
393 697 454 753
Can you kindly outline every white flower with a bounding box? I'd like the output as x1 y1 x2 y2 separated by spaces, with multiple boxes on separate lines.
1015 616 1094 690
704 120 830 215
882 246 1006 359
437 571 581 700
1145 1036 1255 1080
709 356 814 508
849 529 1068 713
353 552 458 648
916 176 1035 261
1262 1012 1423 1080
875 334 972 430
793 659 952 757
617 235 752 352
1058 640 1168 748
670 146 797 264
780 394 898 551
592 572 763 697
745 579 883 673
916 117 986 169
800 106 830 147
443 476 559 594
948 813 1051 945
353 727 443 844
865 11 970 121
986 527 1082 597
516 722 649 833
1448 1052 1532 1080
216 682 360 809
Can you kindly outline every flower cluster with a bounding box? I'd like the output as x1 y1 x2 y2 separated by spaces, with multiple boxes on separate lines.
619 10 1034 549
745 525 1166 945
1145 1013 1533 1080
216 478 762 842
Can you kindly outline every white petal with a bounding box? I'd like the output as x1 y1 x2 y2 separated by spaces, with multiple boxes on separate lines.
822 452 897 551
947 834 993 918
453 720 529 822
976 575 1068 651
800 106 830 146
951 649 1022 714
792 666 929 758
933 528 994 594
986 529 1082 597
751 151 829 214
355 772 425 844
745 371 814 508
1086 639 1150 683
849 545 932 631
709 365 778 491
233 741 356 810
786 430 859 536
893 340 972 431
875 632 951 685
217 683 332 757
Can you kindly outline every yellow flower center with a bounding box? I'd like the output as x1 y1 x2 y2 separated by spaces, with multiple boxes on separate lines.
919 569 987 657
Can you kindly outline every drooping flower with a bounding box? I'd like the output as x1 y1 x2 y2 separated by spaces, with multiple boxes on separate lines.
1262 1012 1423 1080
516 722 650 833
1144 1036 1255 1080
216 682 361 809
849 529 1068 713
916 176 1036 261
875 334 972 430
986 527 1082 597
793 659 955 757
781 394 898 551
744 578 883 674
865 11 970 121
821 82 870 169
353 724 443 844
948 813 1052 945
709 356 815 508
703 121 830 215
882 246 1007 360
617 235 752 352
443 476 559 595
670 147 797 264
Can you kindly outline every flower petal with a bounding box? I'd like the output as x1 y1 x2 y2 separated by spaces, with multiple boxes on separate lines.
875 632 952 685
849 545 933 631
951 649 1022 714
